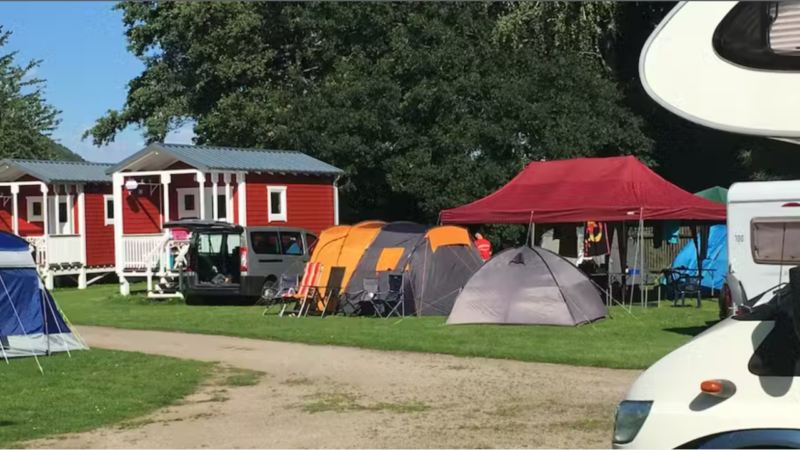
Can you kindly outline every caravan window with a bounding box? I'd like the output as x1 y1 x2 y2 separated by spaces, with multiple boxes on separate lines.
751 218 800 264
714 2 800 71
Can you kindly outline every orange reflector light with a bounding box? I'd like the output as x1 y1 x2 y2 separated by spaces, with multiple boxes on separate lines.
700 379 736 398
701 380 722 394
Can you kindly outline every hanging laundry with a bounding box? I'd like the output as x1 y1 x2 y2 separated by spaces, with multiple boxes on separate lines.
584 221 610 257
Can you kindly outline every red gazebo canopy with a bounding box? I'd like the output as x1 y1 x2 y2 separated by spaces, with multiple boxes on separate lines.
440 156 726 224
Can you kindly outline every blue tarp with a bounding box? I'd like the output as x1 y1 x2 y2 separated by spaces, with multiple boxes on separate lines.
0 268 70 337
668 225 728 290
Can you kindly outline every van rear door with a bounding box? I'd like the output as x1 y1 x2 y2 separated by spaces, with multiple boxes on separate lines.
164 220 244 287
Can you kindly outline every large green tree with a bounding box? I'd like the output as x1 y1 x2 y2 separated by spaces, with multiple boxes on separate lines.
86 2 653 225
0 27 65 160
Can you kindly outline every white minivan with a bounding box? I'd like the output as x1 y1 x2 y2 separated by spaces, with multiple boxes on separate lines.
614 1 800 448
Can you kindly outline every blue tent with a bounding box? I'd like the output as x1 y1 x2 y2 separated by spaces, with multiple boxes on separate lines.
0 231 87 359
669 225 728 290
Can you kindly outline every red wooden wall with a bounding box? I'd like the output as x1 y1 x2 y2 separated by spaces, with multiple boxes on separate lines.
84 184 115 267
118 171 336 235
245 173 335 234
121 176 162 234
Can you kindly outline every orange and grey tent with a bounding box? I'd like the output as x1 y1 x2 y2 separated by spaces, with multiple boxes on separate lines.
403 226 484 316
307 221 385 303
345 222 430 295
311 221 482 316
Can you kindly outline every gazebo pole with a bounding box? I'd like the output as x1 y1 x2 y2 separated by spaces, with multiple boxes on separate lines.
628 216 641 310
640 210 645 309
620 221 627 308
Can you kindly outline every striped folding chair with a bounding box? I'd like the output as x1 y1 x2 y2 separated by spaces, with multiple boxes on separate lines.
279 262 323 317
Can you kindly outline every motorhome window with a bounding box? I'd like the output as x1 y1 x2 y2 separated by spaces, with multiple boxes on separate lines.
713 1 800 71
250 231 281 255
751 219 800 264
280 232 304 255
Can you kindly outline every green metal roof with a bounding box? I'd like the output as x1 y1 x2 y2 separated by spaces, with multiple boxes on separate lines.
0 159 113 183
694 186 728 204
107 143 344 175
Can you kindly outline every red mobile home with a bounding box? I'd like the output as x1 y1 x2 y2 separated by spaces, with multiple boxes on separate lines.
106 143 343 296
0 159 116 289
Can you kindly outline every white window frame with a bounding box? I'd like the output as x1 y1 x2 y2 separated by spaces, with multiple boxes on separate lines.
27 196 44 222
27 196 71 232
103 195 115 226
215 193 228 221
177 188 199 219
267 186 287 222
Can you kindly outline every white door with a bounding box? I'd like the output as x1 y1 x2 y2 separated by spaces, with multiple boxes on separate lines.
49 197 71 235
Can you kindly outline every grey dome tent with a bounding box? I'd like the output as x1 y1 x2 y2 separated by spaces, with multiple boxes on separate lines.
447 246 606 326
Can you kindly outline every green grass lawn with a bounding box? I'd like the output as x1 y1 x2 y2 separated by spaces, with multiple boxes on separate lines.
53 284 719 371
0 349 210 447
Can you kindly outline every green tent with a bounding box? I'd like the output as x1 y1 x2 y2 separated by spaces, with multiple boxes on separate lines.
694 186 728 204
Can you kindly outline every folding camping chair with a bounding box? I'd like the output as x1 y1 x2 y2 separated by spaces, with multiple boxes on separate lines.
279 262 323 317
319 266 346 318
382 272 406 318
357 272 405 318
336 279 369 316
353 277 382 317
261 273 299 315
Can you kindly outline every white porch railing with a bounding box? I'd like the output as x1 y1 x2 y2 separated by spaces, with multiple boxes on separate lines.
144 237 190 273
24 236 46 267
122 234 165 270
47 235 82 265
122 234 190 272
24 235 82 267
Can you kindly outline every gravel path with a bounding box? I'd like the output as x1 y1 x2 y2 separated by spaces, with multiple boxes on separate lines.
30 326 640 449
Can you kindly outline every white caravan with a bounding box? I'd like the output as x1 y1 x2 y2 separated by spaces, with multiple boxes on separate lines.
725 181 800 315
614 2 800 449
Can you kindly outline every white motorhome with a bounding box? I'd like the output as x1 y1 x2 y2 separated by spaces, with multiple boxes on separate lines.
614 2 800 449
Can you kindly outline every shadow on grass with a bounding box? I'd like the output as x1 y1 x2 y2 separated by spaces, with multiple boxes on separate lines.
0 421 15 427
664 320 721 337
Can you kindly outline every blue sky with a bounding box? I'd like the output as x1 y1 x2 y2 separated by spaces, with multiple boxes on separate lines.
0 1 194 163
